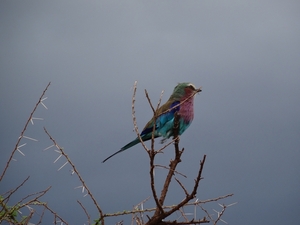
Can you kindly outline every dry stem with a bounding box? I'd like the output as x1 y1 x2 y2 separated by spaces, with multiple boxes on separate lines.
0 82 51 181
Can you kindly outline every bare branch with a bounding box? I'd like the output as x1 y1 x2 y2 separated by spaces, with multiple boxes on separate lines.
132 81 149 152
43 127 104 224
0 82 51 181
175 177 189 197
154 165 187 178
77 200 91 225
144 89 156 114
40 202 69 225
3 176 30 203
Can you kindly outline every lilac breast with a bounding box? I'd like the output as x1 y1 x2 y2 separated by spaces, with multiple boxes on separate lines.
179 98 194 123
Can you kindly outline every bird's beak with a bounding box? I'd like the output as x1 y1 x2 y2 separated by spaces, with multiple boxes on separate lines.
195 87 202 93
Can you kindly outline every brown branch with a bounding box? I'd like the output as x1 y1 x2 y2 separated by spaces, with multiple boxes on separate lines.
149 150 164 214
132 81 149 152
118 193 233 218
3 176 30 203
144 89 156 114
154 219 209 225
77 200 91 225
43 127 104 224
40 202 69 225
0 82 51 181
146 88 168 215
196 193 234 204
147 155 206 225
175 177 189 197
36 205 47 225
18 186 51 207
154 165 187 178
131 81 164 215
213 204 227 225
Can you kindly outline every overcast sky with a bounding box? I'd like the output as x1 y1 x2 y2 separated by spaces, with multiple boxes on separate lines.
1 1 300 224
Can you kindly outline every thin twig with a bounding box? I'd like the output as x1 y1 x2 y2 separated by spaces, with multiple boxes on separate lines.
102 193 233 220
77 200 91 225
0 82 51 181
154 165 187 178
43 127 104 224
18 186 51 207
3 176 30 203
175 177 189 196
147 155 206 225
132 81 149 152
40 202 69 225
36 205 47 225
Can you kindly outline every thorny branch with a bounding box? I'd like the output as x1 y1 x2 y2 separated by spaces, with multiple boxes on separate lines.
77 200 91 225
43 127 104 225
0 82 51 181
0 82 61 225
102 193 233 218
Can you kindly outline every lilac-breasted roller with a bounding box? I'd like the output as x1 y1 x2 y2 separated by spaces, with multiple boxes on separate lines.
102 83 201 163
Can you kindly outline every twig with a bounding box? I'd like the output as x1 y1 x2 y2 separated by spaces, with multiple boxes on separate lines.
0 82 51 181
36 205 47 225
175 177 189 196
43 127 104 225
3 176 30 203
154 165 187 178
144 89 156 114
132 81 149 152
18 186 51 207
40 202 69 225
147 155 206 225
77 200 91 225
102 193 233 219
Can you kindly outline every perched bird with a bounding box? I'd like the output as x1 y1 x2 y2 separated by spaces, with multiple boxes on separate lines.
102 83 202 163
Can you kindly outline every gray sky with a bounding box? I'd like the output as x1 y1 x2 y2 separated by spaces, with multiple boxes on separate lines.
1 1 300 224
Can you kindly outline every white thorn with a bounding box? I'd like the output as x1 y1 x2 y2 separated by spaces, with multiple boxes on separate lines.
31 117 44 120
220 218 228 224
44 145 54 151
53 154 62 163
23 136 38 141
18 143 27 148
227 202 238 207
17 143 26 156
40 101 48 109
58 161 68 171
17 148 25 156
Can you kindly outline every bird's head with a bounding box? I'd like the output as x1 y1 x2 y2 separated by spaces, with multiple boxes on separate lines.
170 83 202 101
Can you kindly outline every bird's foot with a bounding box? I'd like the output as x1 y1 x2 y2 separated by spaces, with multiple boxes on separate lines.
160 138 167 144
